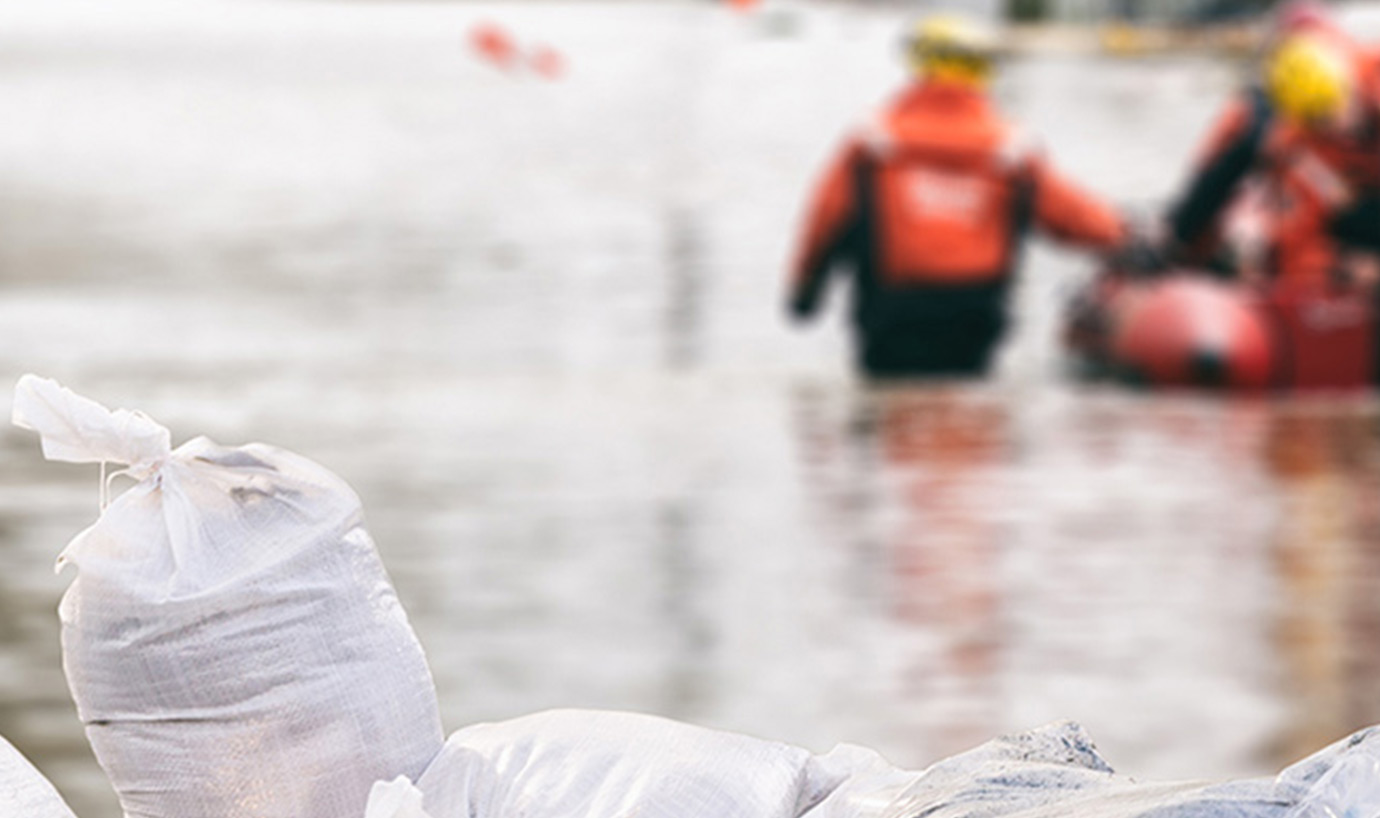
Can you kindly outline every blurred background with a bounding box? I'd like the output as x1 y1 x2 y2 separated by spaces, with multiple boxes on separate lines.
0 0 1378 816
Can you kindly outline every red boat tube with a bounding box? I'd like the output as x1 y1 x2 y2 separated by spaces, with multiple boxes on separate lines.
1112 277 1275 389
1064 272 1375 392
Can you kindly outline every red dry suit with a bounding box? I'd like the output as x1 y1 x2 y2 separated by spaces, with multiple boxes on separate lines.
788 81 1125 377
1168 35 1380 289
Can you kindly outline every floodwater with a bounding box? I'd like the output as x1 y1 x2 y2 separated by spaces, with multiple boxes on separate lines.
0 2 1378 817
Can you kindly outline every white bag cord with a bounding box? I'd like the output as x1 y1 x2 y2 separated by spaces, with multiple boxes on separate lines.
12 374 173 510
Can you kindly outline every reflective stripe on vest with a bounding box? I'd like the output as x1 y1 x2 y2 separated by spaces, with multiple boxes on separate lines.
1287 147 1355 210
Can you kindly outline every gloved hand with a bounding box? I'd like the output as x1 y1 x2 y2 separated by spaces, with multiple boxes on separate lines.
786 280 826 322
1108 233 1168 279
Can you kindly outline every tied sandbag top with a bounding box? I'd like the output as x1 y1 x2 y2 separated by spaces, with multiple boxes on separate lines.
12 374 171 481
10 373 365 595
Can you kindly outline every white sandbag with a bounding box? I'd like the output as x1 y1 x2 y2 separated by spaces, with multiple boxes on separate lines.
0 734 77 818
13 374 444 818
407 708 843 818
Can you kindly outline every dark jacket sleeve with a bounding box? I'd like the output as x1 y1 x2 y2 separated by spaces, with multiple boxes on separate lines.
1167 88 1272 250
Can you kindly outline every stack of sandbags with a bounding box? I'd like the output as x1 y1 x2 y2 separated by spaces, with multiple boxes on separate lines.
366 716 1380 818
0 734 77 818
12 375 444 818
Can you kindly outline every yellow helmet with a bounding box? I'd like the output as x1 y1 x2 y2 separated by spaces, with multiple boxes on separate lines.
1266 34 1355 126
907 15 999 87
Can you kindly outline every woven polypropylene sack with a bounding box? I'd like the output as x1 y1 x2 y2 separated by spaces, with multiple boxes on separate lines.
406 709 841 818
1280 726 1380 818
807 721 1380 818
12 375 444 818
0 734 77 818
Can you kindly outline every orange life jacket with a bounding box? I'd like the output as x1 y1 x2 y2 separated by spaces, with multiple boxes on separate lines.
789 81 1123 309
1260 97 1380 284
862 84 1034 286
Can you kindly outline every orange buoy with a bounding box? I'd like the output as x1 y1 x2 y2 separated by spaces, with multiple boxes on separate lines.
469 22 519 70
529 45 566 80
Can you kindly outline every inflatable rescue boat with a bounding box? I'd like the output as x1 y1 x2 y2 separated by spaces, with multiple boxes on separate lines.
1063 271 1376 392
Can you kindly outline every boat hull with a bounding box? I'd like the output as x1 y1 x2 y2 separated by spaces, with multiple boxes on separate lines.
1064 273 1375 392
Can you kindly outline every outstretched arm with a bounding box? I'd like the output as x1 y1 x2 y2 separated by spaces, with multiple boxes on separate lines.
1029 156 1127 252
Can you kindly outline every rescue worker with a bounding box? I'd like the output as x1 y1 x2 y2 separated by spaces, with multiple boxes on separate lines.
1166 3 1380 289
786 15 1127 379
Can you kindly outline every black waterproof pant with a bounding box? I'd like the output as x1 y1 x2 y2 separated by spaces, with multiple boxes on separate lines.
854 281 1010 379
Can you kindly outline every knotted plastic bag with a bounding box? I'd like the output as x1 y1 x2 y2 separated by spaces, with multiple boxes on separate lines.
0 734 77 818
13 374 444 818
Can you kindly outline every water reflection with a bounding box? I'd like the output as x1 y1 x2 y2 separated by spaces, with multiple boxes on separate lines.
654 498 714 715
872 390 1010 755
1266 407 1380 764
662 206 706 371
790 386 1015 765
792 386 1380 778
